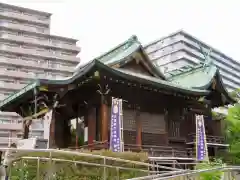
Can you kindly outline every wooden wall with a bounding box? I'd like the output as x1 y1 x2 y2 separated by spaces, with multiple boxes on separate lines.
140 112 167 145
107 106 167 145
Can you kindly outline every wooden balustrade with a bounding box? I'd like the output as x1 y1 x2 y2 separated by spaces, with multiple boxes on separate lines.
69 142 195 158
187 133 225 144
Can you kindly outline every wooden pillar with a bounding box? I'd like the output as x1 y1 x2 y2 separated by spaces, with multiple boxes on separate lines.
23 120 30 139
88 108 96 148
75 117 79 149
23 120 32 139
49 110 56 148
101 96 108 147
84 111 88 145
164 109 169 145
136 110 142 150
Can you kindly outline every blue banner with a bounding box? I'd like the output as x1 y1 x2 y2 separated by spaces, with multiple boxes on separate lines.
196 115 209 161
110 97 122 152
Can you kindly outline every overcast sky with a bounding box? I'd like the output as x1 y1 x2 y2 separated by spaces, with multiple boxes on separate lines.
2 0 240 65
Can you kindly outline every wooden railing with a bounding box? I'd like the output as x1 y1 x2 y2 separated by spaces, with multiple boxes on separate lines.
69 142 195 158
126 144 194 158
187 133 225 144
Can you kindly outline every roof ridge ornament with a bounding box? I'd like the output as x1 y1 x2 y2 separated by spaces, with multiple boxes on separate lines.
198 43 213 67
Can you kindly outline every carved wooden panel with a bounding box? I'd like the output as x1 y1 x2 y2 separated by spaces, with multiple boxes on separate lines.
141 112 165 134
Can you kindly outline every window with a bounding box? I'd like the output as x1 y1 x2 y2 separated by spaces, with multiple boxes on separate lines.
0 131 10 137
31 121 44 129
4 79 15 83
0 119 10 124
17 55 22 59
37 36 46 41
6 67 17 71
37 59 45 64
21 69 29 73
61 51 73 56
12 20 20 24
3 92 11 96
37 27 45 33
6 42 18 48
28 72 36 76
30 131 43 137
48 48 55 54
17 32 23 36
50 39 59 45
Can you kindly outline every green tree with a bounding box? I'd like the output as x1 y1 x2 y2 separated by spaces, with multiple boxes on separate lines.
195 159 223 180
225 103 240 164
230 88 240 101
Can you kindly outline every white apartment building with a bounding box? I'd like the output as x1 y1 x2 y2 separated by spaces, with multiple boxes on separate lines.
145 30 240 91
0 2 80 147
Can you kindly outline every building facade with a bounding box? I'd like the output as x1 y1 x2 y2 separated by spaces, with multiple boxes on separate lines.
0 3 80 147
144 30 240 91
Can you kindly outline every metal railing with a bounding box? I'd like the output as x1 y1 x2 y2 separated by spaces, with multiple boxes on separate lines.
127 166 240 180
0 148 184 179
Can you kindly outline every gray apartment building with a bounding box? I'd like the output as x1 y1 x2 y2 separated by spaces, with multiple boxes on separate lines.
0 3 80 147
145 30 239 92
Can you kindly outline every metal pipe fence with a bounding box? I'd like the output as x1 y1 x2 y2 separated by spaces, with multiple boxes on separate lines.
0 148 184 179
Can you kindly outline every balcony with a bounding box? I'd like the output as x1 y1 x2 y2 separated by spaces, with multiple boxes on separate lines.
0 112 19 117
0 22 49 34
0 69 65 82
0 137 20 144
0 81 25 90
0 123 22 130
0 33 80 52
0 56 75 73
0 11 50 25
0 44 80 62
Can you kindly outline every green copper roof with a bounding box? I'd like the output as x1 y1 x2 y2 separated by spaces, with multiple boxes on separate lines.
169 64 217 89
167 63 236 104
76 35 165 79
96 35 140 65
0 60 210 112
0 35 235 112
111 67 209 95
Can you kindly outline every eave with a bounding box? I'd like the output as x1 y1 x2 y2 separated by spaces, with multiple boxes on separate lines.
0 60 209 113
168 64 236 105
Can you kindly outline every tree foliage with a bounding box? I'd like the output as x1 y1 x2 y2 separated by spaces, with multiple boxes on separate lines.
221 88 240 164
195 159 223 180
225 103 240 164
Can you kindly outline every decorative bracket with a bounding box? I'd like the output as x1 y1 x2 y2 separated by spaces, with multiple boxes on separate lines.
198 43 213 68
96 84 111 104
